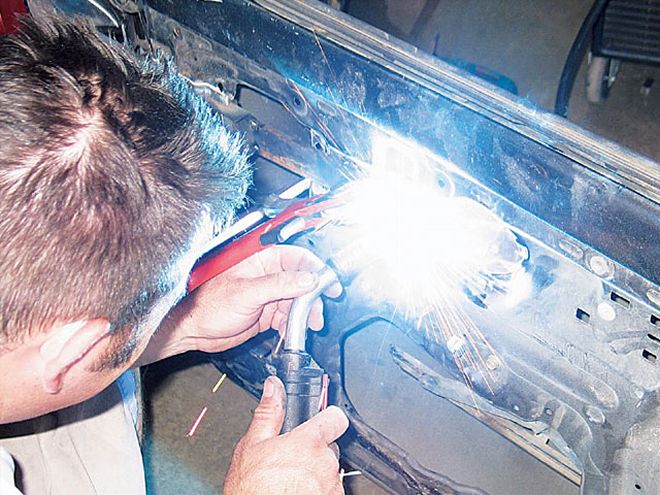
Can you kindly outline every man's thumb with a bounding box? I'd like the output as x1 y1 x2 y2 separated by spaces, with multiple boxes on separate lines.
242 376 286 447
291 406 349 446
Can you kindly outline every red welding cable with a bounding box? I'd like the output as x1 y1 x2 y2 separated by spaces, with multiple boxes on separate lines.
0 0 28 36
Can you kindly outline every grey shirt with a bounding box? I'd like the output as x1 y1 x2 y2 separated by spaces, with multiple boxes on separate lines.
0 372 144 494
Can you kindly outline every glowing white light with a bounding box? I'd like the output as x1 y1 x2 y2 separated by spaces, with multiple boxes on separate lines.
326 132 531 391
331 132 528 316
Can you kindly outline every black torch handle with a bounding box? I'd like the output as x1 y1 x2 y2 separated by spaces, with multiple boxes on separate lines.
276 350 325 433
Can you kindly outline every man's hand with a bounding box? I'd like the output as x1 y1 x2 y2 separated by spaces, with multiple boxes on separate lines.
136 245 342 365
225 376 349 495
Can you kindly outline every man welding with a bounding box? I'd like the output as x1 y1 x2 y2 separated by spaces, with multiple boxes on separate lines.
0 13 348 495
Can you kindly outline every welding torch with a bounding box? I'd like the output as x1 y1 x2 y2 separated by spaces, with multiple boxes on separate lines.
277 265 338 432
187 179 342 432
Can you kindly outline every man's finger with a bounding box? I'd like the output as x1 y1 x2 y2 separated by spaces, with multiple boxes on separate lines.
308 298 324 331
290 406 349 446
271 309 288 332
258 303 278 331
241 376 286 447
242 271 319 308
324 281 343 299
271 247 342 298
276 298 293 315
255 245 326 273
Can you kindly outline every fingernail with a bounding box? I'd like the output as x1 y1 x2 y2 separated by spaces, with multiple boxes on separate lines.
262 377 275 398
297 272 318 288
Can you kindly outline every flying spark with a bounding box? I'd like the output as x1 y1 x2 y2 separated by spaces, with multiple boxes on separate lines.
186 406 209 438
212 373 228 393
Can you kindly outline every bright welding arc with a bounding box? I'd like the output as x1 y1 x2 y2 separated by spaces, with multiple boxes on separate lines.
326 132 528 392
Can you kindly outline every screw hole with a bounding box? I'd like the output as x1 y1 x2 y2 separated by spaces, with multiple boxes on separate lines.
610 291 631 308
293 95 302 107
576 308 591 323
642 349 657 363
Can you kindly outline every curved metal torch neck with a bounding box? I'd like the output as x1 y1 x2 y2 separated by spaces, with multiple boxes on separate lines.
284 265 338 352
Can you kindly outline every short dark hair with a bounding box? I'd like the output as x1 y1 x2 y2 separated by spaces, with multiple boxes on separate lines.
0 14 251 344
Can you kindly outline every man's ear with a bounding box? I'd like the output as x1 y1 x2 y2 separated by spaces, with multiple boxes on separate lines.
39 319 111 394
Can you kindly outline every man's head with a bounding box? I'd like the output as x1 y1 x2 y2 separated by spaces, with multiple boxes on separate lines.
0 14 251 422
